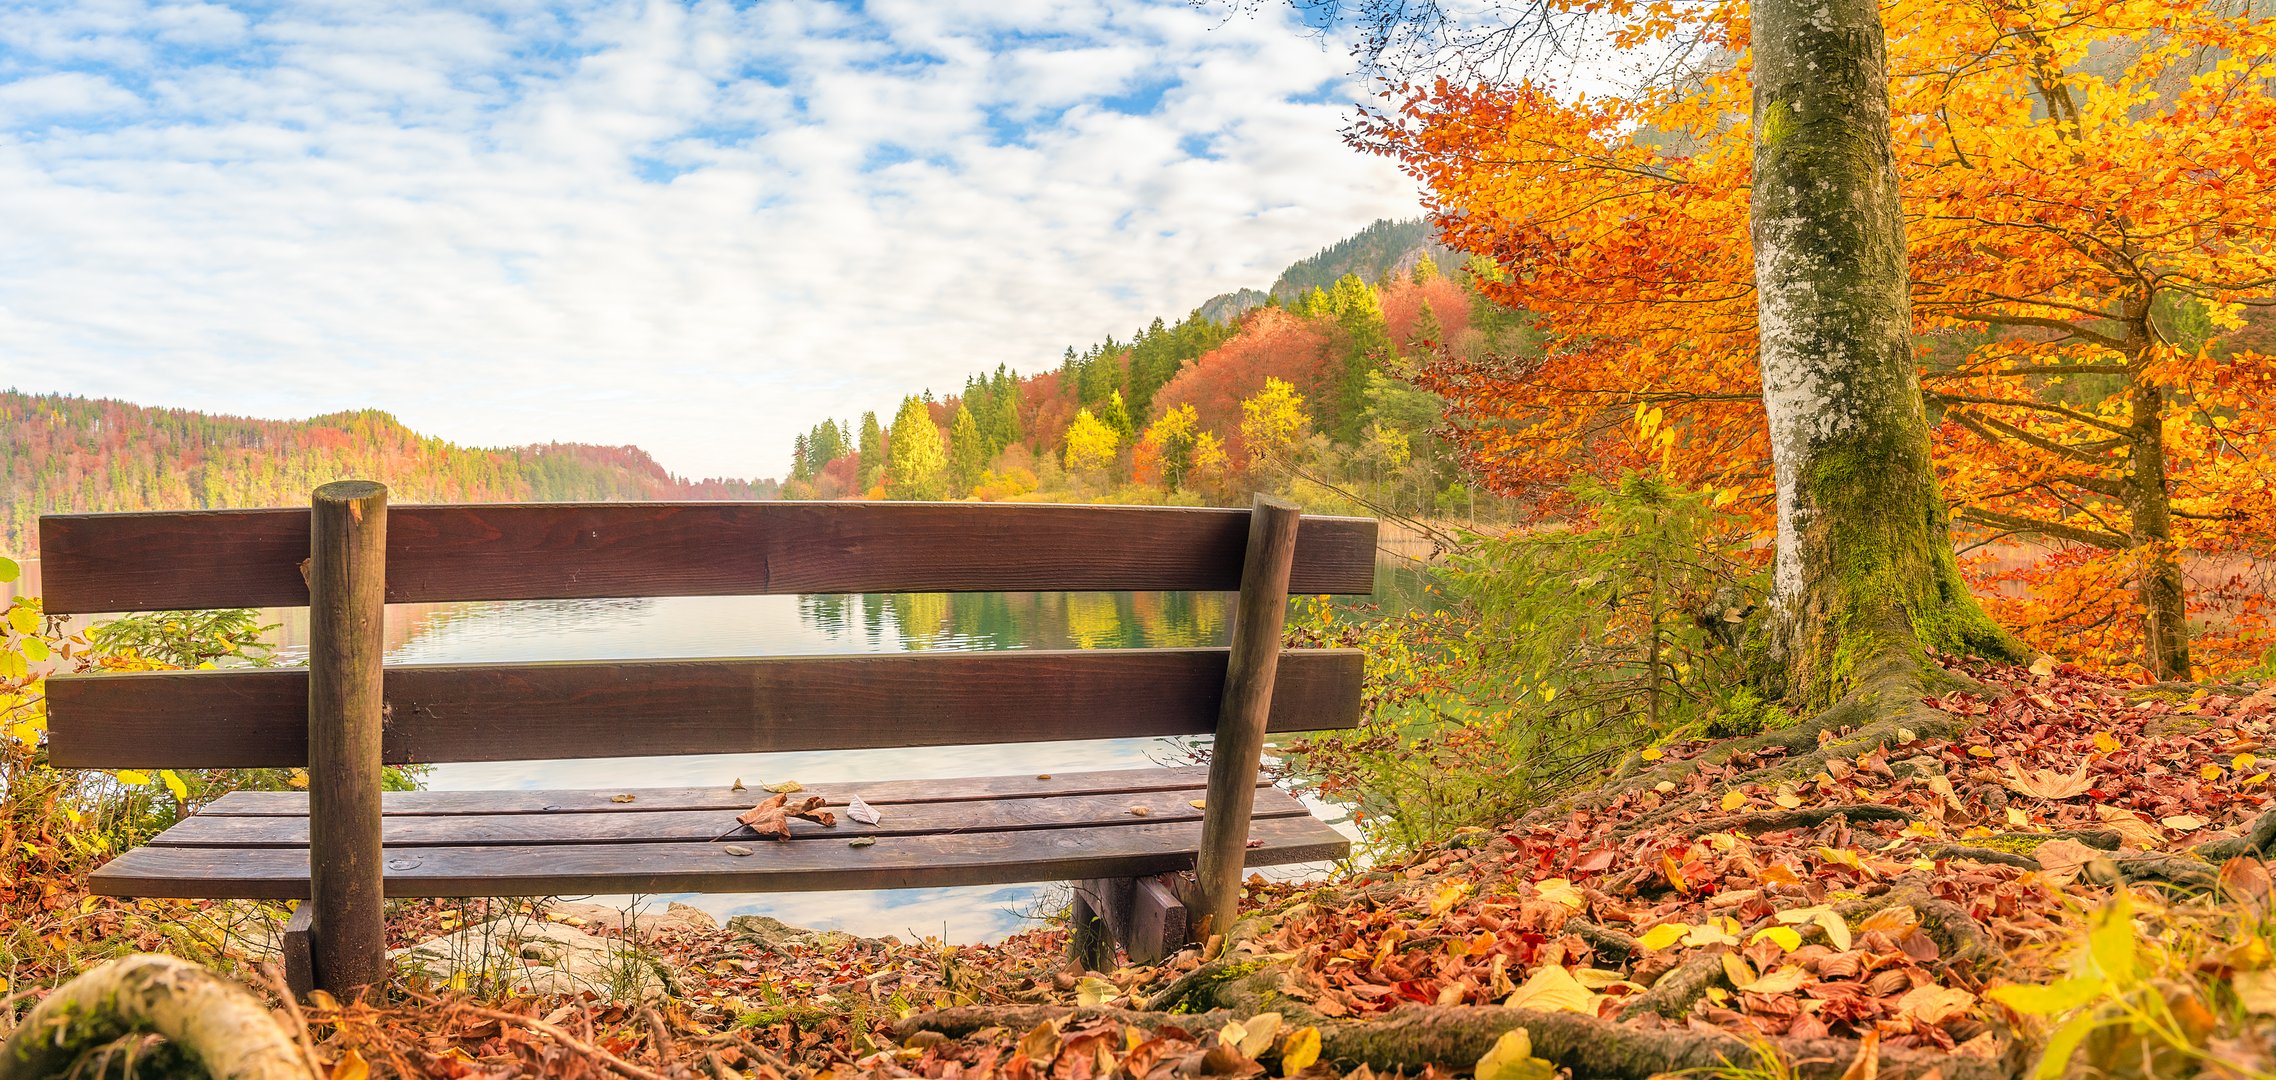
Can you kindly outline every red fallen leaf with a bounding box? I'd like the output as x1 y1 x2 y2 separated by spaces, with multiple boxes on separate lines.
1573 847 1617 874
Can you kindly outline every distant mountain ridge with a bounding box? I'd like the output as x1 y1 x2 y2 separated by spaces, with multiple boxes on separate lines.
0 391 777 556
1199 218 1461 324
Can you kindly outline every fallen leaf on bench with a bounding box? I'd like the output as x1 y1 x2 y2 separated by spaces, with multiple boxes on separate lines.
738 795 792 839
763 781 804 794
1129 805 1152 817
1037 774 1052 780
847 796 881 826
609 794 636 804
849 837 876 848
731 778 745 791
723 845 753 856
1190 799 1207 809
1247 839 1265 848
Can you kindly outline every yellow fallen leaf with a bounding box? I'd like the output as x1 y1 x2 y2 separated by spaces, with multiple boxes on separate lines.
1474 1028 1555 1080
1533 878 1586 911
2238 753 2260 771
2093 732 2119 754
332 1047 370 1080
2162 814 2208 831
1279 1027 1322 1075
1636 923 1690 951
1737 965 1808 994
2006 807 2030 827
2204 764 2225 782
1720 952 1756 988
1721 789 1747 811
1968 746 1995 758
1654 781 1676 793
1773 793 1804 809
1239 1013 1283 1056
1503 964 1598 1015
1641 748 1664 762
1750 925 1803 952
1431 882 1471 915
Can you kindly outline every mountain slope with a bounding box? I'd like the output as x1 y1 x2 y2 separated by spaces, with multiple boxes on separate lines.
0 392 776 556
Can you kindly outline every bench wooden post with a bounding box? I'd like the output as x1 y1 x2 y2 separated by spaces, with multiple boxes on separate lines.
1193 495 1301 942
305 480 388 999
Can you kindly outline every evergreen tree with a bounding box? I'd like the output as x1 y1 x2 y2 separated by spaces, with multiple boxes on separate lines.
1408 298 1445 356
985 366 1022 451
857 411 885 489
884 396 947 500
948 404 986 498
1100 390 1134 442
1328 273 1394 442
1412 254 1441 285
791 433 811 482
812 420 845 466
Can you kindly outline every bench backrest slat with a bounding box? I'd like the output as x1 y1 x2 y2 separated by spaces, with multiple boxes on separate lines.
43 647 1364 768
39 502 1378 614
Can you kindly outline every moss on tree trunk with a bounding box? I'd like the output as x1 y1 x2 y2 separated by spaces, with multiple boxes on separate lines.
1750 0 2021 706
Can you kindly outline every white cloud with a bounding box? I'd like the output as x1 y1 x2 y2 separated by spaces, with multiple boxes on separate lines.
0 0 1419 479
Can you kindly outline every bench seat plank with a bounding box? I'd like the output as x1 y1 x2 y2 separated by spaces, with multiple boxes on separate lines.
203 765 1226 817
91 812 1349 900
153 783 1306 847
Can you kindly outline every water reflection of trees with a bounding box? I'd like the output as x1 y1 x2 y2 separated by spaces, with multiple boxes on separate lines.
795 592 1231 651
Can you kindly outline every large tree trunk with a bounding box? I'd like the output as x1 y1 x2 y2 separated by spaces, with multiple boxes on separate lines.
1750 0 2019 706
2125 375 2190 678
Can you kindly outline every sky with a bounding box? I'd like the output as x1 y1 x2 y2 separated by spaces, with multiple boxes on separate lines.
0 0 1424 481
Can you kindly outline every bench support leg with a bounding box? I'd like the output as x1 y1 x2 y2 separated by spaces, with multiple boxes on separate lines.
1074 874 1191 968
281 902 315 1002
1069 885 1115 972
307 480 390 1001
1193 495 1301 943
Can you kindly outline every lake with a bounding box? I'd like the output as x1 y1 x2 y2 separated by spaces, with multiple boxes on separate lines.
13 559 1427 942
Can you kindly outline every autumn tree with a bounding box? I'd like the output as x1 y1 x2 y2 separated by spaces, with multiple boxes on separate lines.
1240 377 1311 477
1137 404 1208 491
885 397 948 501
1361 0 2276 683
1063 408 1120 476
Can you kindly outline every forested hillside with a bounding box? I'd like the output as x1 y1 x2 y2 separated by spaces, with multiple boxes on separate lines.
0 392 776 555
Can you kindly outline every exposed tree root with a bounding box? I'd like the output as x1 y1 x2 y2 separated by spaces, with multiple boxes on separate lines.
1676 803 1916 837
2199 805 2276 862
897 1001 2010 1080
1622 952 1724 1019
0 954 312 1080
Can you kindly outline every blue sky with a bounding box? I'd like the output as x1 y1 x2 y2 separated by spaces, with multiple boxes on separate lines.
0 0 1421 479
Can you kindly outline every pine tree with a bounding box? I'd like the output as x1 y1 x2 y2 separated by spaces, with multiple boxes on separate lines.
1100 391 1134 443
1408 298 1444 357
1328 273 1393 442
791 433 811 482
948 404 986 498
885 396 947 500
857 411 885 490
1411 254 1441 285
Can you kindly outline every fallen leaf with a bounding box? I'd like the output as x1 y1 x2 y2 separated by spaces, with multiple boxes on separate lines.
1750 925 1803 952
1075 975 1119 1007
2236 969 2276 1015
1474 1028 1555 1080
736 794 792 838
1737 964 1808 994
1502 964 1597 1014
722 845 753 856
2162 814 2208 831
762 781 804 794
730 778 746 791
2030 655 2058 677
1721 790 1747 811
1279 1027 1321 1075
1129 805 1153 817
609 794 637 804
2002 760 2094 800
1019 1021 1063 1065
1898 983 1978 1025
1191 799 1209 810
2095 805 2165 848
2035 838 2103 882
332 1048 370 1080
848 837 875 848
1636 923 1690 951
1533 878 1585 911
1238 1013 1282 1056
846 796 881 826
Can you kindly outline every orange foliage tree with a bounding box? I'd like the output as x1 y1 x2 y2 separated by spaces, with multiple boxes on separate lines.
1360 0 2276 677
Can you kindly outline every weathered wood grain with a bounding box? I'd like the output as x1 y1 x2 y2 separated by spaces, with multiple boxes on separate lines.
151 785 1305 847
45 648 1363 768
88 815 1351 899
38 502 1379 613
202 765 1223 817
305 480 388 998
1197 496 1300 941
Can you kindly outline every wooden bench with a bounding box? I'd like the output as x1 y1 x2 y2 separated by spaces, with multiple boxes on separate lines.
40 485 1375 998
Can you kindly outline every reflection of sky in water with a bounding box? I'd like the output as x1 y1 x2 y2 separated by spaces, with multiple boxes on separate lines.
380 592 1351 943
